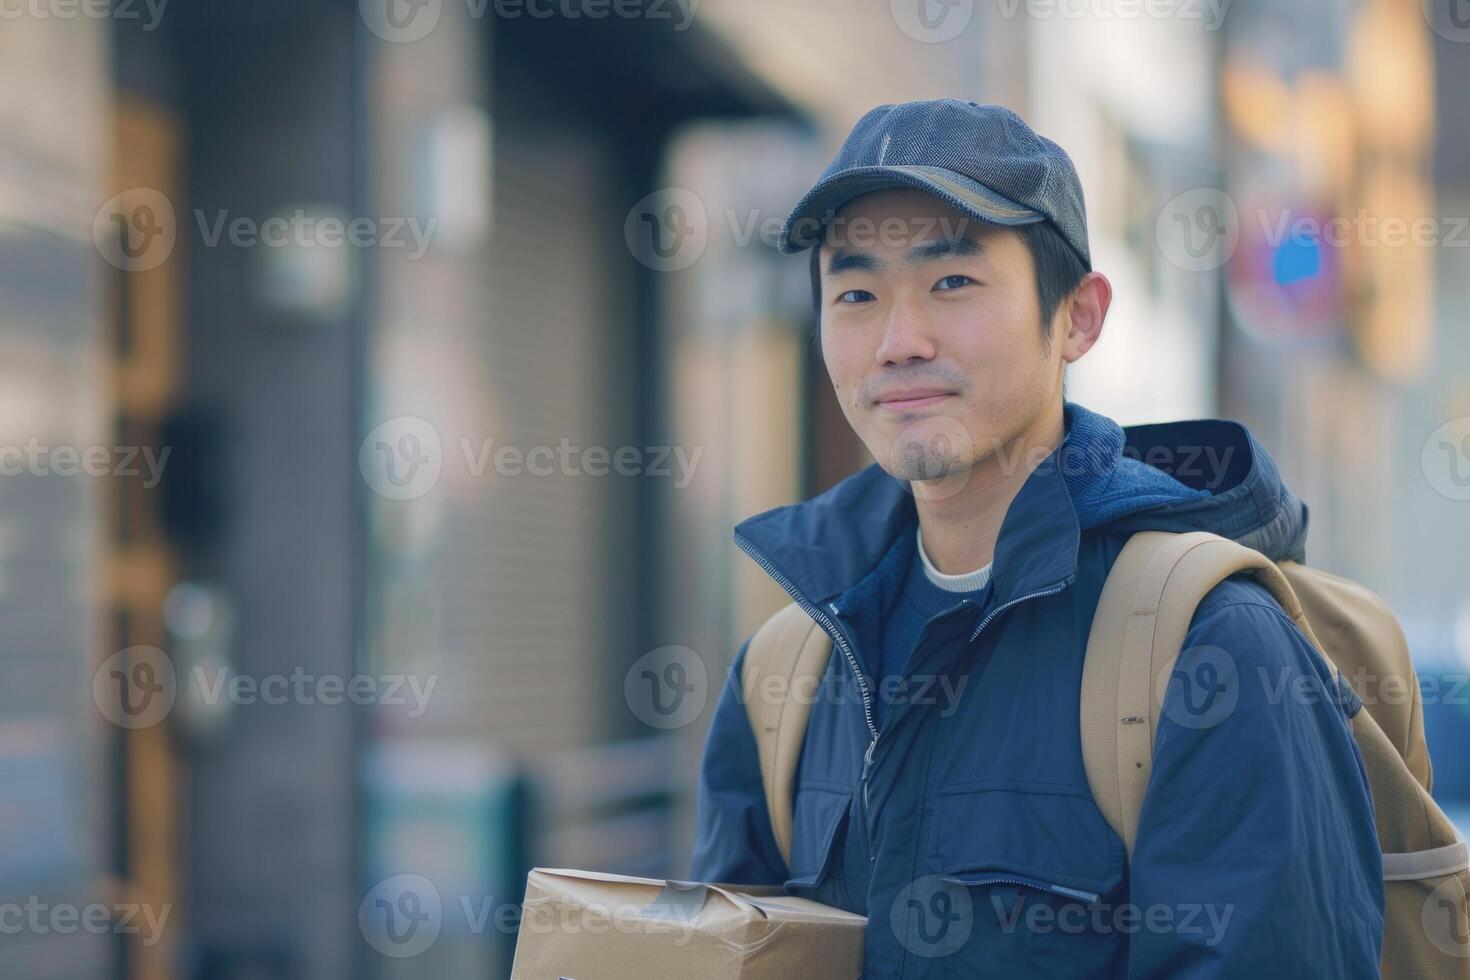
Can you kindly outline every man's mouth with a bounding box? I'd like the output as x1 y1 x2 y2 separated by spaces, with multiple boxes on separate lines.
873 388 955 412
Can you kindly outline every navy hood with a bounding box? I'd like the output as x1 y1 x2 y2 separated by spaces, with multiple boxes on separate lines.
734 401 1309 610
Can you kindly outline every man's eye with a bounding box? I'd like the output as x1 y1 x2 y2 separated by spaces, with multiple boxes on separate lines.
838 289 875 304
934 275 972 291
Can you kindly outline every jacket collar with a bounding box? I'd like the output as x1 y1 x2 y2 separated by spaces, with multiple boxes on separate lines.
733 400 1310 615
733 404 1095 613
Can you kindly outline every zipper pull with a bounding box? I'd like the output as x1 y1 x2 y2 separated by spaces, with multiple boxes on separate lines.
861 736 877 814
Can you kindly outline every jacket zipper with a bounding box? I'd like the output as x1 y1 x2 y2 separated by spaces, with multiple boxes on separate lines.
860 578 1073 852
737 532 1075 868
942 871 1100 904
733 535 880 751
967 578 1072 643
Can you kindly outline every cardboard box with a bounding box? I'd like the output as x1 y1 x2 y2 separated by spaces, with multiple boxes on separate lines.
510 868 866 979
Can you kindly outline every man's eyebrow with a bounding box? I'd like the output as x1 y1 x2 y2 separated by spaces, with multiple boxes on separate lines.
823 248 878 277
822 236 985 276
906 236 984 262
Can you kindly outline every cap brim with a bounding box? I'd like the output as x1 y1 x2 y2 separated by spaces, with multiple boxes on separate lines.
777 165 1044 254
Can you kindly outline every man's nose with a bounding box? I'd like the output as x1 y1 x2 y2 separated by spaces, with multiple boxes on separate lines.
873 302 938 365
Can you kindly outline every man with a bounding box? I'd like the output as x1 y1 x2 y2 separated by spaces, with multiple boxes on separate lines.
691 100 1384 978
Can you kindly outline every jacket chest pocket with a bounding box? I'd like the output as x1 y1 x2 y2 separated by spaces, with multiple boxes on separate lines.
785 781 853 907
915 784 1127 978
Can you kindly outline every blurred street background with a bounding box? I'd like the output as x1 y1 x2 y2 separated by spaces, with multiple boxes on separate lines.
1 0 1469 976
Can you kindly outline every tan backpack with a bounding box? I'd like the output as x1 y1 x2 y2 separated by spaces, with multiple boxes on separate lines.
741 530 1470 978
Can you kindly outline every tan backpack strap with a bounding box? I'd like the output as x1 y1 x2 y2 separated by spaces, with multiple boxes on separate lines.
739 602 833 869
1081 531 1328 863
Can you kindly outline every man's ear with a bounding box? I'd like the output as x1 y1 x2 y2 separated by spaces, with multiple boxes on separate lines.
1059 271 1111 364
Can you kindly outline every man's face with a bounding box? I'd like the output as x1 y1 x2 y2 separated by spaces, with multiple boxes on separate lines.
817 188 1067 485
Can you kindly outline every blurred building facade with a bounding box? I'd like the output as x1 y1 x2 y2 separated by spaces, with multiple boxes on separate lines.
0 14 114 980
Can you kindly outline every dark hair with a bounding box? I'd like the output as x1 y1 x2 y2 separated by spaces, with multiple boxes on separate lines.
808 220 1089 352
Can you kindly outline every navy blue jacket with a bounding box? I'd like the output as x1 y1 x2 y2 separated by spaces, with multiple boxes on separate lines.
692 402 1384 978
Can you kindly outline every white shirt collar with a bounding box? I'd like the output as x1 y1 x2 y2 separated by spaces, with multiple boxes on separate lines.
916 525 994 594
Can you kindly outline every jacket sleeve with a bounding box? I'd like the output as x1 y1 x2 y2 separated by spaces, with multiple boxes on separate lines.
690 639 791 886
1125 579 1386 979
